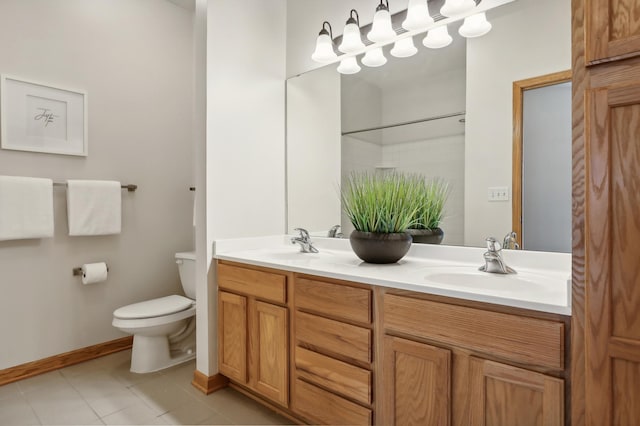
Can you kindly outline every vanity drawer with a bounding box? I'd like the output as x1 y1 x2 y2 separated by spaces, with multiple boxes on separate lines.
294 378 372 425
296 277 371 324
384 294 565 370
296 311 371 364
217 262 287 303
295 347 371 405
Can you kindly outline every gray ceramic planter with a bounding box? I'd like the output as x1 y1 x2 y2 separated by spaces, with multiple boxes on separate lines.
406 227 444 244
349 230 412 264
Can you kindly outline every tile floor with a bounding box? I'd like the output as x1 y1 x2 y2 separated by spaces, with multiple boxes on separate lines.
0 350 294 425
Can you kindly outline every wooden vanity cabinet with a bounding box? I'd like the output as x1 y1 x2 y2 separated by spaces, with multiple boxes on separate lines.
468 357 564 426
291 275 374 425
383 336 451 425
217 262 289 407
380 291 568 426
586 0 640 65
574 0 640 422
216 262 568 425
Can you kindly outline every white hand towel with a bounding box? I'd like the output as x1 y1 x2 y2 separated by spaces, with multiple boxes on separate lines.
67 180 121 236
0 176 54 241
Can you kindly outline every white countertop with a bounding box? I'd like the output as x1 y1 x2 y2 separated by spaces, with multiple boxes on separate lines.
213 235 572 316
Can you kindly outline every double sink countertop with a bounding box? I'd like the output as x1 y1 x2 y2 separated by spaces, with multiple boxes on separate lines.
213 235 572 315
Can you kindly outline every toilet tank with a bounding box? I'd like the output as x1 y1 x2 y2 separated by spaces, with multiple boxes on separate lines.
175 251 196 299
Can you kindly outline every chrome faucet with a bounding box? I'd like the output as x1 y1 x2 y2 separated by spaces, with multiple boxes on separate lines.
479 237 516 274
291 228 319 253
503 231 520 250
327 224 343 238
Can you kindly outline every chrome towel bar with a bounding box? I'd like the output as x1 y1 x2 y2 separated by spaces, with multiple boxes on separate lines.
53 182 137 192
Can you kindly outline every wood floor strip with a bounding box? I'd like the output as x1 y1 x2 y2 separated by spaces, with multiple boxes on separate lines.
192 370 229 395
0 336 133 386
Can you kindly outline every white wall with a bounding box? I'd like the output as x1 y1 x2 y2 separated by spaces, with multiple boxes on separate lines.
287 66 341 234
194 0 209 377
0 0 194 369
200 0 287 376
464 0 570 246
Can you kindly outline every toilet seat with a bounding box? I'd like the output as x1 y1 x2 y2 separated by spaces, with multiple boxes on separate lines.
114 295 194 320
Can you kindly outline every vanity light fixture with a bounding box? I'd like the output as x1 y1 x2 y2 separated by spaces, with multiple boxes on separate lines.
362 46 388 67
337 56 362 74
367 0 396 43
390 36 418 57
311 21 337 63
402 0 434 31
440 0 477 17
423 25 453 48
339 10 365 53
313 0 509 74
458 12 492 37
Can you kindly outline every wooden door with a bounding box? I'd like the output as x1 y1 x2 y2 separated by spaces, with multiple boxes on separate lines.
218 291 247 383
585 82 640 425
468 357 563 426
382 336 451 426
251 301 289 406
587 0 640 64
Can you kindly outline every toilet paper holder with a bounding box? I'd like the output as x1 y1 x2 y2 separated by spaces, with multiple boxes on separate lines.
73 264 110 276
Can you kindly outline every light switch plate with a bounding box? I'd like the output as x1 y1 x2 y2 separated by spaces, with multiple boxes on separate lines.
488 186 510 201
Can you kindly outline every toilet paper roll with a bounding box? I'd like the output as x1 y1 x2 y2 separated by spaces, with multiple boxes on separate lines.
81 262 108 285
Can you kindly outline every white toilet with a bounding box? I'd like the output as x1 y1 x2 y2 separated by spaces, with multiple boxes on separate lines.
112 251 196 373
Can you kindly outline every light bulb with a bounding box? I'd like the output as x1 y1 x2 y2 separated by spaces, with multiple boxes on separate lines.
362 47 388 67
367 1 396 43
311 33 337 63
440 0 476 17
337 57 361 74
390 37 418 58
339 10 365 53
402 0 434 31
423 25 452 49
459 12 492 38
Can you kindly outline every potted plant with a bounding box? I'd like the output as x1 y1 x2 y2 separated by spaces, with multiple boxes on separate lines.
341 171 423 264
407 177 450 244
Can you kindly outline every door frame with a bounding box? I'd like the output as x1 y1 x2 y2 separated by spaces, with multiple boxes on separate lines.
512 70 572 247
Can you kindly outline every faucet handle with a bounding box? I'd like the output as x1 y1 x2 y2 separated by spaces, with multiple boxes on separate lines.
328 224 341 238
503 231 519 250
485 237 501 252
294 228 310 240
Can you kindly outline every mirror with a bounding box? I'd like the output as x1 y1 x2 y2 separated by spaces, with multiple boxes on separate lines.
286 0 571 250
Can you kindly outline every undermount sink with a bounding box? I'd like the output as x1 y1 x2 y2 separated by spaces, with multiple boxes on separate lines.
249 248 342 265
421 266 564 293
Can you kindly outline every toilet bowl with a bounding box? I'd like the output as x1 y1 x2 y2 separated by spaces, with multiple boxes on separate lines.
112 251 196 373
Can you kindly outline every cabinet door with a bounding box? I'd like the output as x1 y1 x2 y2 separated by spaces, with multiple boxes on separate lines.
585 83 640 425
251 301 289 406
218 291 247 383
587 0 640 64
382 336 451 426
468 357 563 426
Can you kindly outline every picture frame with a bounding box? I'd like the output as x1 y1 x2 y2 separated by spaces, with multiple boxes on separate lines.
0 75 88 156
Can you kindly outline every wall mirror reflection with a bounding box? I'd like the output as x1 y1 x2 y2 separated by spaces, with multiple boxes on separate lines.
286 0 571 252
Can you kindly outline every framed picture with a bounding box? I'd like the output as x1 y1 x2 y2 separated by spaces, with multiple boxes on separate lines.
1 75 87 156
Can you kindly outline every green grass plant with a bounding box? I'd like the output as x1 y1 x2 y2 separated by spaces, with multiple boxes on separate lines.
412 178 450 230
341 171 424 233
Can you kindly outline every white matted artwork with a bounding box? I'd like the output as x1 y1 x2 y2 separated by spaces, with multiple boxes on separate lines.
1 75 87 156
